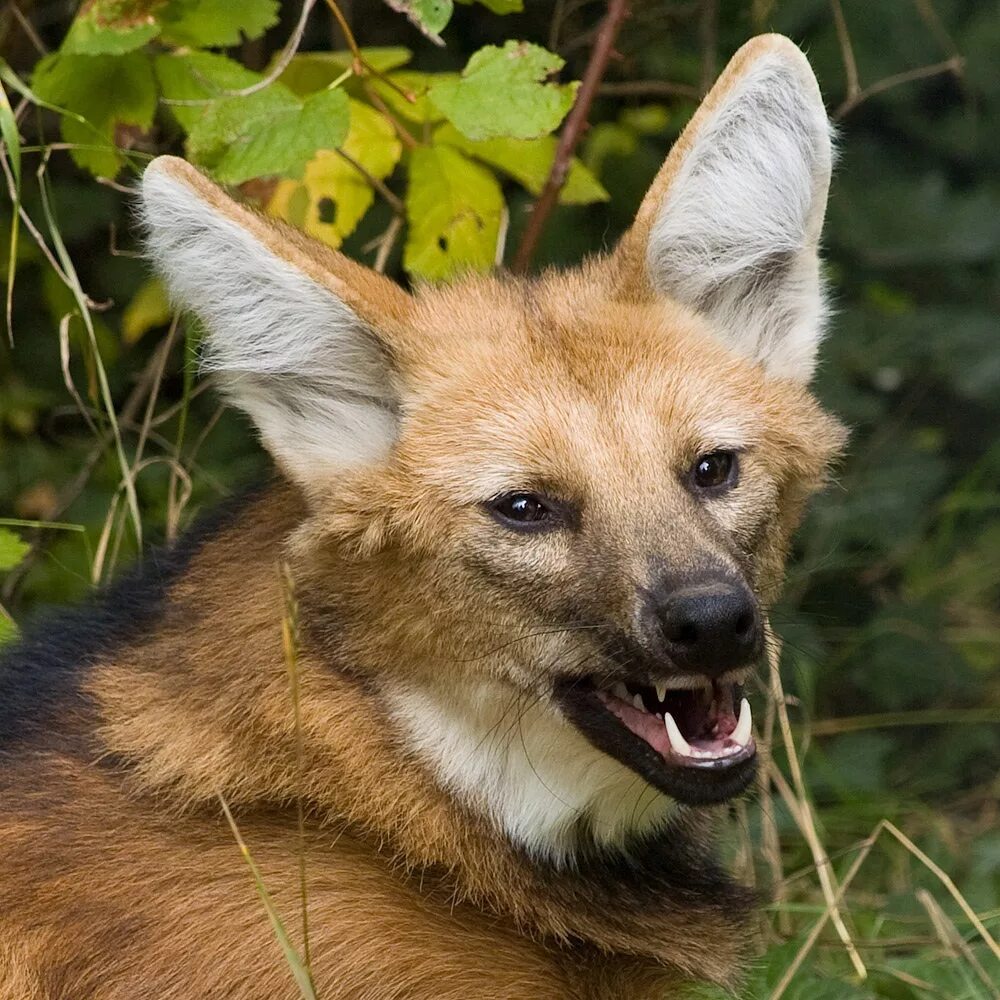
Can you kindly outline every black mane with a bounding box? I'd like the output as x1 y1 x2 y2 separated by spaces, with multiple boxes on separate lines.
0 487 262 755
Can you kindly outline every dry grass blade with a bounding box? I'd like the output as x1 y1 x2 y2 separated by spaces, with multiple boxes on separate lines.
771 820 885 999
0 74 21 342
0 518 84 532
218 794 318 1000
35 158 143 550
280 561 314 980
917 889 1000 998
766 631 868 980
884 820 1000 964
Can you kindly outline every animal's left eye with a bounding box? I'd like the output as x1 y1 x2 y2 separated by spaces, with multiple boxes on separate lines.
486 492 560 532
690 450 738 491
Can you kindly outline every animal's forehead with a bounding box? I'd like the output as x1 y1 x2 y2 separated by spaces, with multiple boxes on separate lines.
401 275 772 481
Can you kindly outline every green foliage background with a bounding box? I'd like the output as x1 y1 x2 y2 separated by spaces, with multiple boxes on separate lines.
1 1 998 997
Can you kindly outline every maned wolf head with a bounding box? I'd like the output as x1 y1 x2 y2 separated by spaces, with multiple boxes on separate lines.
142 35 845 862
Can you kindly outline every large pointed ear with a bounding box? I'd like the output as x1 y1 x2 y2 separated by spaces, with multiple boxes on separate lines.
140 156 413 490
615 35 833 381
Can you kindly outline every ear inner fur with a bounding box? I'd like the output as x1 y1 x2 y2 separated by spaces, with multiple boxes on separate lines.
611 34 833 380
141 158 419 486
143 156 413 329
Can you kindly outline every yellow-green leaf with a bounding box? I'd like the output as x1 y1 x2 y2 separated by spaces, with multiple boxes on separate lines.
455 0 523 11
0 527 29 572
268 100 401 248
404 144 502 281
434 123 608 205
159 0 278 47
429 41 577 141
122 277 171 344
369 70 456 125
275 48 412 96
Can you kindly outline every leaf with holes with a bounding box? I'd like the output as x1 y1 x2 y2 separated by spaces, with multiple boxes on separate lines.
429 41 577 141
268 101 402 248
404 144 502 280
434 123 607 204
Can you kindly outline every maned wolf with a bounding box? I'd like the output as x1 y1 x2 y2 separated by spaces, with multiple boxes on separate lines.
0 34 845 1000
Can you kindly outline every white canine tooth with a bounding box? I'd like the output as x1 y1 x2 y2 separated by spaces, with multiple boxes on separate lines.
612 682 629 701
654 681 667 703
664 712 692 757
732 698 753 747
633 694 645 712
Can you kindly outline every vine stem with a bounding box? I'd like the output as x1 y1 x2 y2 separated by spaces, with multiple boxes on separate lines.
511 0 630 273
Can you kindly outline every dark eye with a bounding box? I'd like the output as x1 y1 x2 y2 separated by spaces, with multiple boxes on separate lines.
691 450 738 491
487 492 559 531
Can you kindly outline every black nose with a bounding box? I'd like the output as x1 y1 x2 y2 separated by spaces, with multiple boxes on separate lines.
654 580 762 676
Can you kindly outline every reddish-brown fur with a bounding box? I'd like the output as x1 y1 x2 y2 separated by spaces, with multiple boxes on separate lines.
0 36 845 998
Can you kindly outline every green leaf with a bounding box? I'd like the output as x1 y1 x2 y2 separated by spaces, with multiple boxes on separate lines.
455 0 523 12
434 123 608 205
0 527 29 572
404 144 502 280
31 52 155 177
159 0 279 47
275 48 412 96
269 100 402 248
155 51 264 133
386 0 453 43
61 0 162 55
429 41 577 141
204 88 351 185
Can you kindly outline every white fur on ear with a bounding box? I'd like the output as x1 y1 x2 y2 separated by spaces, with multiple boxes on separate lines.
140 162 398 485
647 49 833 380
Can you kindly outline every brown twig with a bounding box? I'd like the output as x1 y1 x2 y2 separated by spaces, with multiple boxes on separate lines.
830 0 860 104
512 0 630 273
597 79 698 100
335 147 405 214
360 81 420 150
834 56 964 120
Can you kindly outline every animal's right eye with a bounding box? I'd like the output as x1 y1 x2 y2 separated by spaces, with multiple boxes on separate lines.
486 493 561 532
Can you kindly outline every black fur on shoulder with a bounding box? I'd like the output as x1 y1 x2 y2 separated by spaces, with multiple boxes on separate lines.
0 485 266 755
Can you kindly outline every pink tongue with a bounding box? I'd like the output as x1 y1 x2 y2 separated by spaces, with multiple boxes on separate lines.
596 691 735 760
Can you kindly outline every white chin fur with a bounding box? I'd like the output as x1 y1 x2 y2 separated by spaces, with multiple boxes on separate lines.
386 678 675 863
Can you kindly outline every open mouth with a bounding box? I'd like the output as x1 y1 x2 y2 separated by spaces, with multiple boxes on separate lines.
553 673 757 806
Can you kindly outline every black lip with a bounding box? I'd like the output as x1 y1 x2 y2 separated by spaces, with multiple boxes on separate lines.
552 676 757 806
